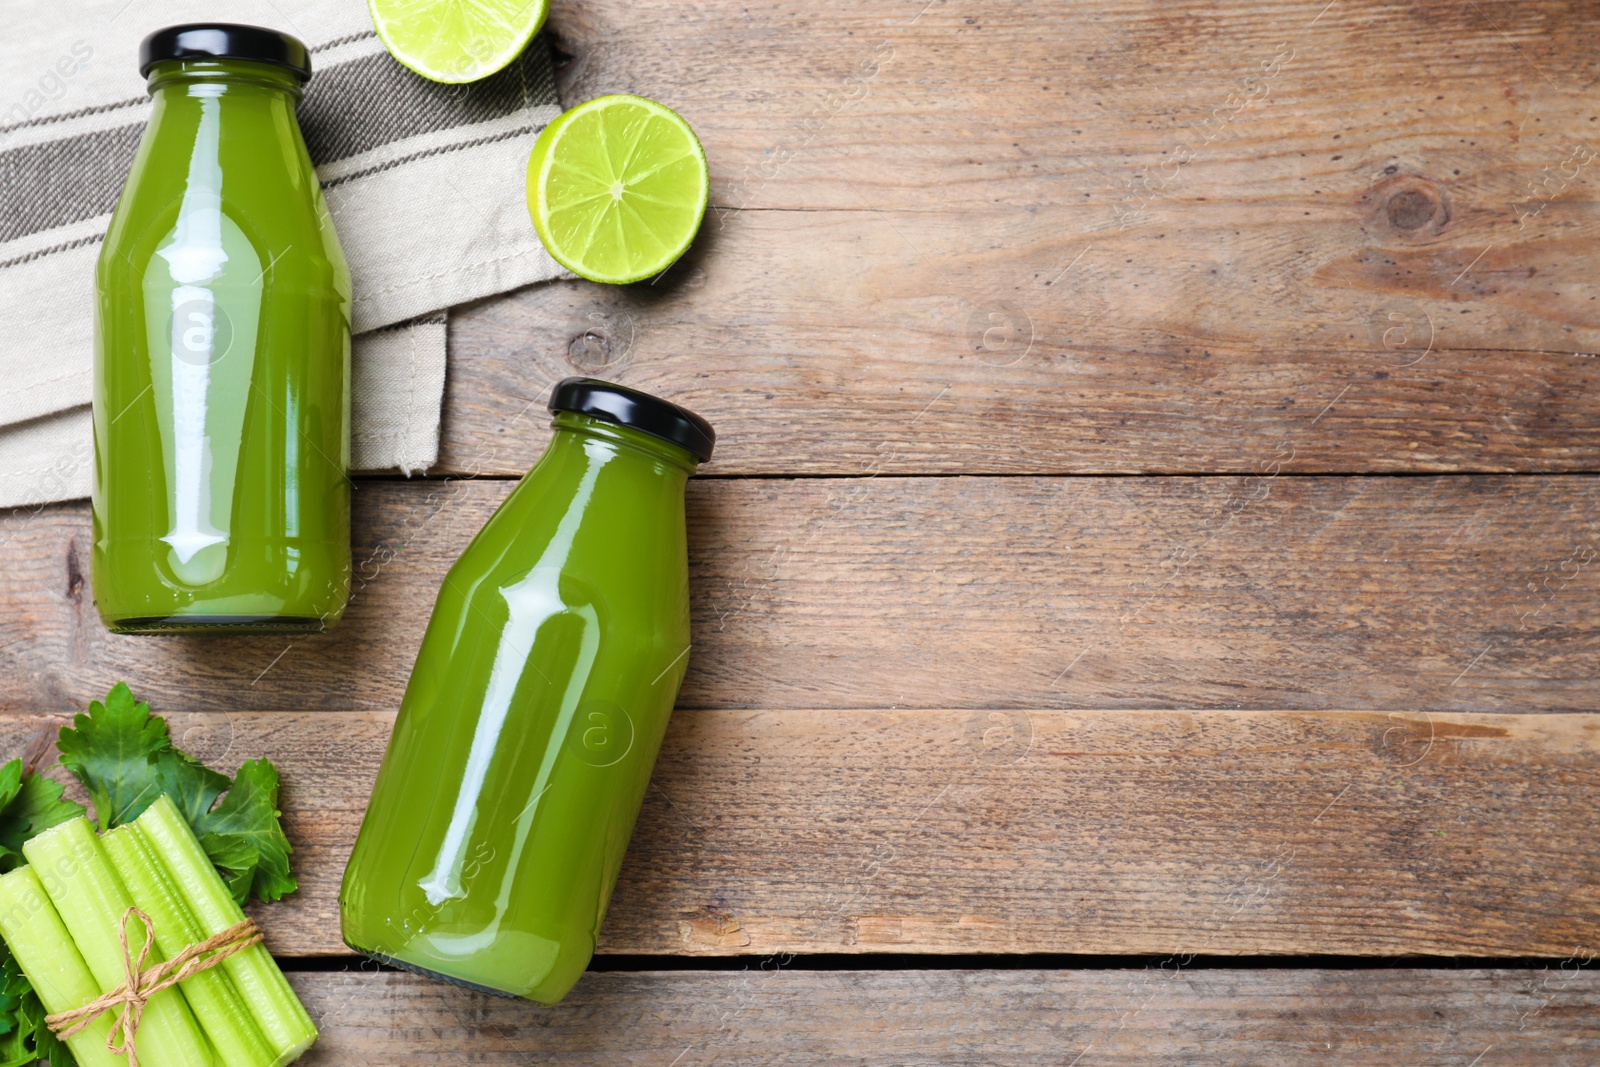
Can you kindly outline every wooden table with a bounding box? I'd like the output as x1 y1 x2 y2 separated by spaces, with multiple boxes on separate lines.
6 0 1600 1061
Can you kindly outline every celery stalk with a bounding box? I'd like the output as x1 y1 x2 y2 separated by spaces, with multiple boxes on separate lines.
0 866 123 1067
103 825 276 1067
135 797 317 1065
22 817 215 1067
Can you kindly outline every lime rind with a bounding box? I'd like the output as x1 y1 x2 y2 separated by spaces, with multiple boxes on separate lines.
369 0 550 84
528 95 709 285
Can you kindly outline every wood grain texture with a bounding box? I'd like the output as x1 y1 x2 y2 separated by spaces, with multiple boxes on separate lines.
435 0 1600 475
2 708 1594 959
6 0 1597 1050
4 475 1598 713
289 967 1600 1066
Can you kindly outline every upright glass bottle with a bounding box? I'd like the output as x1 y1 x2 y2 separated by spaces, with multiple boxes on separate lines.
340 378 715 1004
93 25 351 634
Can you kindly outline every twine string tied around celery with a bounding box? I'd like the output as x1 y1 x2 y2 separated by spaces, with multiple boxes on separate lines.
44 907 264 1067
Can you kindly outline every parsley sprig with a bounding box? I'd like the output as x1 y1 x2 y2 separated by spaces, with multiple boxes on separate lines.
57 683 295 905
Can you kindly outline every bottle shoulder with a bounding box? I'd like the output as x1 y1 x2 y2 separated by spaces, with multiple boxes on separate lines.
105 98 338 263
444 456 690 610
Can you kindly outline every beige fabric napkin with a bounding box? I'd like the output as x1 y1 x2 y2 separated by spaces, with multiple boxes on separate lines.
0 1 565 508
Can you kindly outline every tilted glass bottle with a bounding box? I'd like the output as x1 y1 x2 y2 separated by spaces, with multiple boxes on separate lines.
93 24 351 633
340 378 714 1003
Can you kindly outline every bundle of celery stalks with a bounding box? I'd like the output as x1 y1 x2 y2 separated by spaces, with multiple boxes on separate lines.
0 686 316 1067
0 802 314 1067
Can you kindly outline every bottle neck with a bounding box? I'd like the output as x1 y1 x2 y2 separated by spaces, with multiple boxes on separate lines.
146 59 305 102
547 412 700 481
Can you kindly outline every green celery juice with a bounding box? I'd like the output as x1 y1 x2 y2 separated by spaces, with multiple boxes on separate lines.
93 26 350 634
341 381 714 1003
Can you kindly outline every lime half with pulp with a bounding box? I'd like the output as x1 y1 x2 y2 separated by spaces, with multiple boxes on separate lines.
527 94 710 284
369 0 549 83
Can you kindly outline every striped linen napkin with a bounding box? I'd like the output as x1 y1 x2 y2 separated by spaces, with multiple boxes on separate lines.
0 1 565 508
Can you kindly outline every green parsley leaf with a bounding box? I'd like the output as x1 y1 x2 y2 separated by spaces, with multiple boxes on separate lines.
0 774 86 877
56 683 170 830
194 760 296 904
0 764 23 875
0 955 17 1042
58 684 297 906
0 760 85 877
0 764 21 814
152 753 232 830
9 775 90 845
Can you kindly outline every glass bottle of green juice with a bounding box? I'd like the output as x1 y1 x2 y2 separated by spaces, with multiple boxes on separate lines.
340 378 714 1003
93 25 351 634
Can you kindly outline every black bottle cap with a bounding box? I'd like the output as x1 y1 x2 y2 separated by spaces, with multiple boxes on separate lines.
139 24 312 81
548 378 715 463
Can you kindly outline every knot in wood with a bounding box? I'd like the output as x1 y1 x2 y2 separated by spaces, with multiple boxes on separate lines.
1368 173 1449 238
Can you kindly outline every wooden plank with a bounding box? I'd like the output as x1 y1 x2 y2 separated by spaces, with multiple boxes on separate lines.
4 475 1598 713
435 0 1600 475
289 967 1600 1066
1 708 1595 959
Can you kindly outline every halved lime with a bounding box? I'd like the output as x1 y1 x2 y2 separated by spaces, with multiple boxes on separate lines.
368 0 548 84
527 95 710 284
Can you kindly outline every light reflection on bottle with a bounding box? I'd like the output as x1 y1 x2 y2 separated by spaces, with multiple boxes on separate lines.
143 84 264 587
417 448 611 911
156 91 228 567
